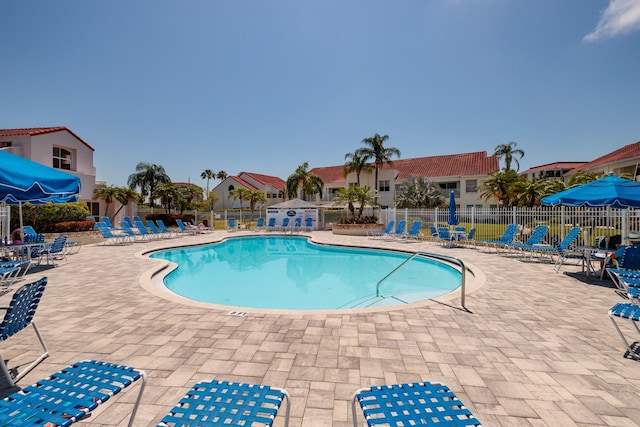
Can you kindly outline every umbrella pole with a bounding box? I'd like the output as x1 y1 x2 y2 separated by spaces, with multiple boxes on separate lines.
19 201 23 240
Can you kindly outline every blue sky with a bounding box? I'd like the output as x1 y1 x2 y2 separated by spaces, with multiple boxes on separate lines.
1 0 639 188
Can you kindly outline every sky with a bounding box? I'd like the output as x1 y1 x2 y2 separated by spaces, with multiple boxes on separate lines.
1 0 640 188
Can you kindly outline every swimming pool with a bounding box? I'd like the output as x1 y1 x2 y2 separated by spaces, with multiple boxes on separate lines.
149 236 462 310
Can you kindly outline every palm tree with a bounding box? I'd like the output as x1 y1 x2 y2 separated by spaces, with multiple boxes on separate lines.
353 186 378 218
93 185 119 217
355 133 401 192
479 170 521 207
493 141 525 172
343 151 373 186
112 187 139 219
201 169 215 202
246 189 267 219
286 162 324 200
153 182 179 214
229 187 251 220
333 187 358 218
127 162 171 208
395 176 444 208
216 170 228 182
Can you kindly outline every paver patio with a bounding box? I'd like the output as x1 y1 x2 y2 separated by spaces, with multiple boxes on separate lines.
1 230 639 426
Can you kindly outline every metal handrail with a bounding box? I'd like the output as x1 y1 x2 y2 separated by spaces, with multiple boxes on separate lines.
375 251 467 308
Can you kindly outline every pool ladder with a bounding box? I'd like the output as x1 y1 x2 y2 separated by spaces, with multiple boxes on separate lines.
375 251 468 309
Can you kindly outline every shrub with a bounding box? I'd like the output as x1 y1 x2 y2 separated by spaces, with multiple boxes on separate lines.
9 202 91 232
53 220 96 232
338 215 378 225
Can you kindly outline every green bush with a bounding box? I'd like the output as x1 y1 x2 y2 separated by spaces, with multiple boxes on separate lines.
9 202 91 232
53 220 96 232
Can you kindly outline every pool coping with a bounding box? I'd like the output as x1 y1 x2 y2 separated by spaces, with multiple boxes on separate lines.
137 233 486 315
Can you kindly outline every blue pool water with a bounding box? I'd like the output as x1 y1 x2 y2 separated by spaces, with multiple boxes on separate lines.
150 236 462 310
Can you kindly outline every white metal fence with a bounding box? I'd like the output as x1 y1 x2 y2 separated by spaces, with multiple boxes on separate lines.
382 206 640 246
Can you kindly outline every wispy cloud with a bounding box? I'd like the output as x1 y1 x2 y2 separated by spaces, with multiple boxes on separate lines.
584 0 640 42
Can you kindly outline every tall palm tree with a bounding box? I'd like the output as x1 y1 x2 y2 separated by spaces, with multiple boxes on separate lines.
228 187 252 221
201 169 215 201
127 162 171 208
355 133 401 192
216 170 228 182
112 187 139 220
286 162 324 200
93 185 119 217
153 182 179 214
493 141 525 172
343 151 373 186
246 189 267 218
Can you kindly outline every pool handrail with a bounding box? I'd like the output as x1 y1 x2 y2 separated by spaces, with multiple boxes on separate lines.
375 251 467 309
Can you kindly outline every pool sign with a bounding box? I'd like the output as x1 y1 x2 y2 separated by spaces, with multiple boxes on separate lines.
286 210 296 217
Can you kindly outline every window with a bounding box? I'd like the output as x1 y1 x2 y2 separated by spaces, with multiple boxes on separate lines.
439 182 458 197
465 179 477 193
53 146 72 170
378 180 390 192
0 141 12 148
86 202 100 217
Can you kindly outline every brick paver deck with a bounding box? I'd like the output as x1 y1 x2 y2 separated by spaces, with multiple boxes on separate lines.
2 230 638 426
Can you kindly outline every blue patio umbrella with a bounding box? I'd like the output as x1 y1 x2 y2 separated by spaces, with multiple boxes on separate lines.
0 150 81 234
447 191 459 226
541 175 640 209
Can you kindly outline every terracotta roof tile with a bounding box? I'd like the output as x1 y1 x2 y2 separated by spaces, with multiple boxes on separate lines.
311 151 499 184
239 172 286 190
570 141 640 173
0 126 95 151
229 176 258 190
520 162 587 174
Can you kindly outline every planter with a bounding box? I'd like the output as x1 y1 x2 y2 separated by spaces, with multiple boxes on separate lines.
332 223 385 236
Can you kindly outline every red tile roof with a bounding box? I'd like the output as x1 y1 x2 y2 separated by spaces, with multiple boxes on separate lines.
0 127 95 151
229 176 258 190
239 172 286 190
311 151 499 184
520 162 587 175
569 141 640 173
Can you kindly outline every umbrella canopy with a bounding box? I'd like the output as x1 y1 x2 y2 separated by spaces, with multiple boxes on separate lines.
0 150 81 204
270 198 320 208
447 191 459 226
541 175 640 209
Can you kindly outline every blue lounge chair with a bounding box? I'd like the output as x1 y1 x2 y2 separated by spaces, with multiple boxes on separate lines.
479 223 520 251
303 216 314 231
156 219 179 238
148 220 169 239
607 245 640 289
266 217 277 232
228 217 237 232
279 217 291 231
352 382 481 427
527 227 581 271
0 259 31 281
292 217 302 232
384 220 406 240
504 224 549 254
609 302 640 360
134 219 155 240
176 218 198 235
0 277 49 387
96 222 130 245
0 266 20 287
159 380 290 427
368 220 395 239
400 220 422 241
254 217 266 231
0 359 146 426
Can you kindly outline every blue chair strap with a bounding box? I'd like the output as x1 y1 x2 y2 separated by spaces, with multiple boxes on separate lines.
0 360 143 426
159 380 287 427
355 382 481 426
